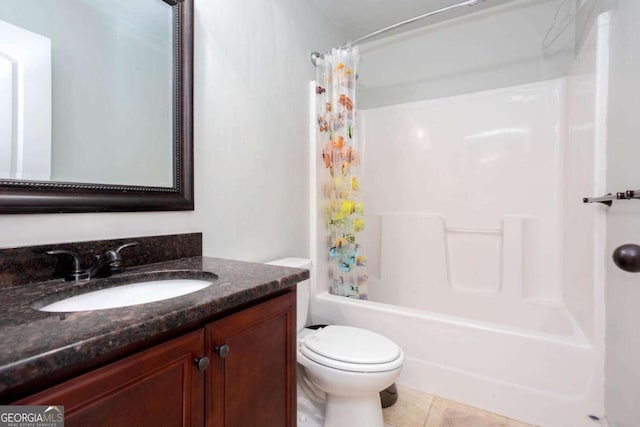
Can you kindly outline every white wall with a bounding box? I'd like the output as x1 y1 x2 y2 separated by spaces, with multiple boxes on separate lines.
604 0 640 425
0 0 344 265
0 210 198 249
194 0 345 261
357 0 575 108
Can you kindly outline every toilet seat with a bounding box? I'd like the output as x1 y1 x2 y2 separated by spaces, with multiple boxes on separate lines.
300 325 403 373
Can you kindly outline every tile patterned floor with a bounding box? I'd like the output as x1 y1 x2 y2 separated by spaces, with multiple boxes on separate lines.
383 386 535 427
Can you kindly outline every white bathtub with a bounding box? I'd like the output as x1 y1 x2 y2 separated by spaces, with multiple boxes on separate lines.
311 291 601 427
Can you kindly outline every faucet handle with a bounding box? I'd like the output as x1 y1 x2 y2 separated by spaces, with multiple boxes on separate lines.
46 249 89 281
116 241 139 254
105 242 139 273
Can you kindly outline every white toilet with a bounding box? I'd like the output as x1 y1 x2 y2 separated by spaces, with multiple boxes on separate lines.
266 258 404 427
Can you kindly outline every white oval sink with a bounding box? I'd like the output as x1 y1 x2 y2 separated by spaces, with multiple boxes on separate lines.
39 279 213 312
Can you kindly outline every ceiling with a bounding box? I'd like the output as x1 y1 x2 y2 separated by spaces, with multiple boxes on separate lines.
309 0 519 43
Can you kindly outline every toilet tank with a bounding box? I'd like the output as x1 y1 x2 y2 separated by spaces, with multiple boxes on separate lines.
265 257 311 332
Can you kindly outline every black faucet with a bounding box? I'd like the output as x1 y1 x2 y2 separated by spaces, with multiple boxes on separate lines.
47 242 139 281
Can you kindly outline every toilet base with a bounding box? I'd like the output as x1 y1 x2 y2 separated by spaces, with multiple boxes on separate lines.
323 393 384 427
298 407 324 427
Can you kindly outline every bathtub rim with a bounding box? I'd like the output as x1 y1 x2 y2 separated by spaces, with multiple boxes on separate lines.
313 291 592 349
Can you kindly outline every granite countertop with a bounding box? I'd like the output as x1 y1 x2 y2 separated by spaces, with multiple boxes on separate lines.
0 256 308 400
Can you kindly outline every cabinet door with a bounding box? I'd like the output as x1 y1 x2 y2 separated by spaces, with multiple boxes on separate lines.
16 330 206 427
206 291 296 427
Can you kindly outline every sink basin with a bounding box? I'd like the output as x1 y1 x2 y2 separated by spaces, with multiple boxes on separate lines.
39 278 213 312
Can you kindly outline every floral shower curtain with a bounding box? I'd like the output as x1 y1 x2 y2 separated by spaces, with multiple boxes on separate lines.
316 46 367 299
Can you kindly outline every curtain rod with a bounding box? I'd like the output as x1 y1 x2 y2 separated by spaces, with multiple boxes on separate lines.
311 0 486 66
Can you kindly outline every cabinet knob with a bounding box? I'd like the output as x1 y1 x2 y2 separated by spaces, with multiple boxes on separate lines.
194 356 210 371
215 344 230 358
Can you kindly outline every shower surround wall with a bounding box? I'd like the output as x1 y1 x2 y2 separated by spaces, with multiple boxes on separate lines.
311 2 607 426
362 79 565 319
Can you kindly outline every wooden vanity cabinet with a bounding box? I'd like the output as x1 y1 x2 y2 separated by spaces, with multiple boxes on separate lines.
16 291 296 427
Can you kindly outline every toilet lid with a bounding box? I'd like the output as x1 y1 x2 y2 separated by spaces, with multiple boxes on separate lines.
301 325 401 365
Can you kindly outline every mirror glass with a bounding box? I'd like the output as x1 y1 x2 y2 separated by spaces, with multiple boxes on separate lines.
0 0 174 187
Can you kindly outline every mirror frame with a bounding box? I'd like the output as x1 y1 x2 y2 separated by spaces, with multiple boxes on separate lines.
0 0 194 214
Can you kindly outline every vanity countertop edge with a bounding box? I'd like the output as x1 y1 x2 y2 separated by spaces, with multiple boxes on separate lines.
0 256 308 401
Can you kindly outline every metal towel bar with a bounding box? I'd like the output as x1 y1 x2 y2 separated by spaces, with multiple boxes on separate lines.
623 189 640 199
583 189 640 206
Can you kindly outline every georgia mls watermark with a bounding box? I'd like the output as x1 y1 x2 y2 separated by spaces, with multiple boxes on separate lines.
0 406 64 427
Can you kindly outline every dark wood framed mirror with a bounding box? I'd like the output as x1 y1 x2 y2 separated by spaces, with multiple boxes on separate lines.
0 0 193 213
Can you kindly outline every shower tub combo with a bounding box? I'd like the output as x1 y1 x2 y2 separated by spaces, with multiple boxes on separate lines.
309 6 609 426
